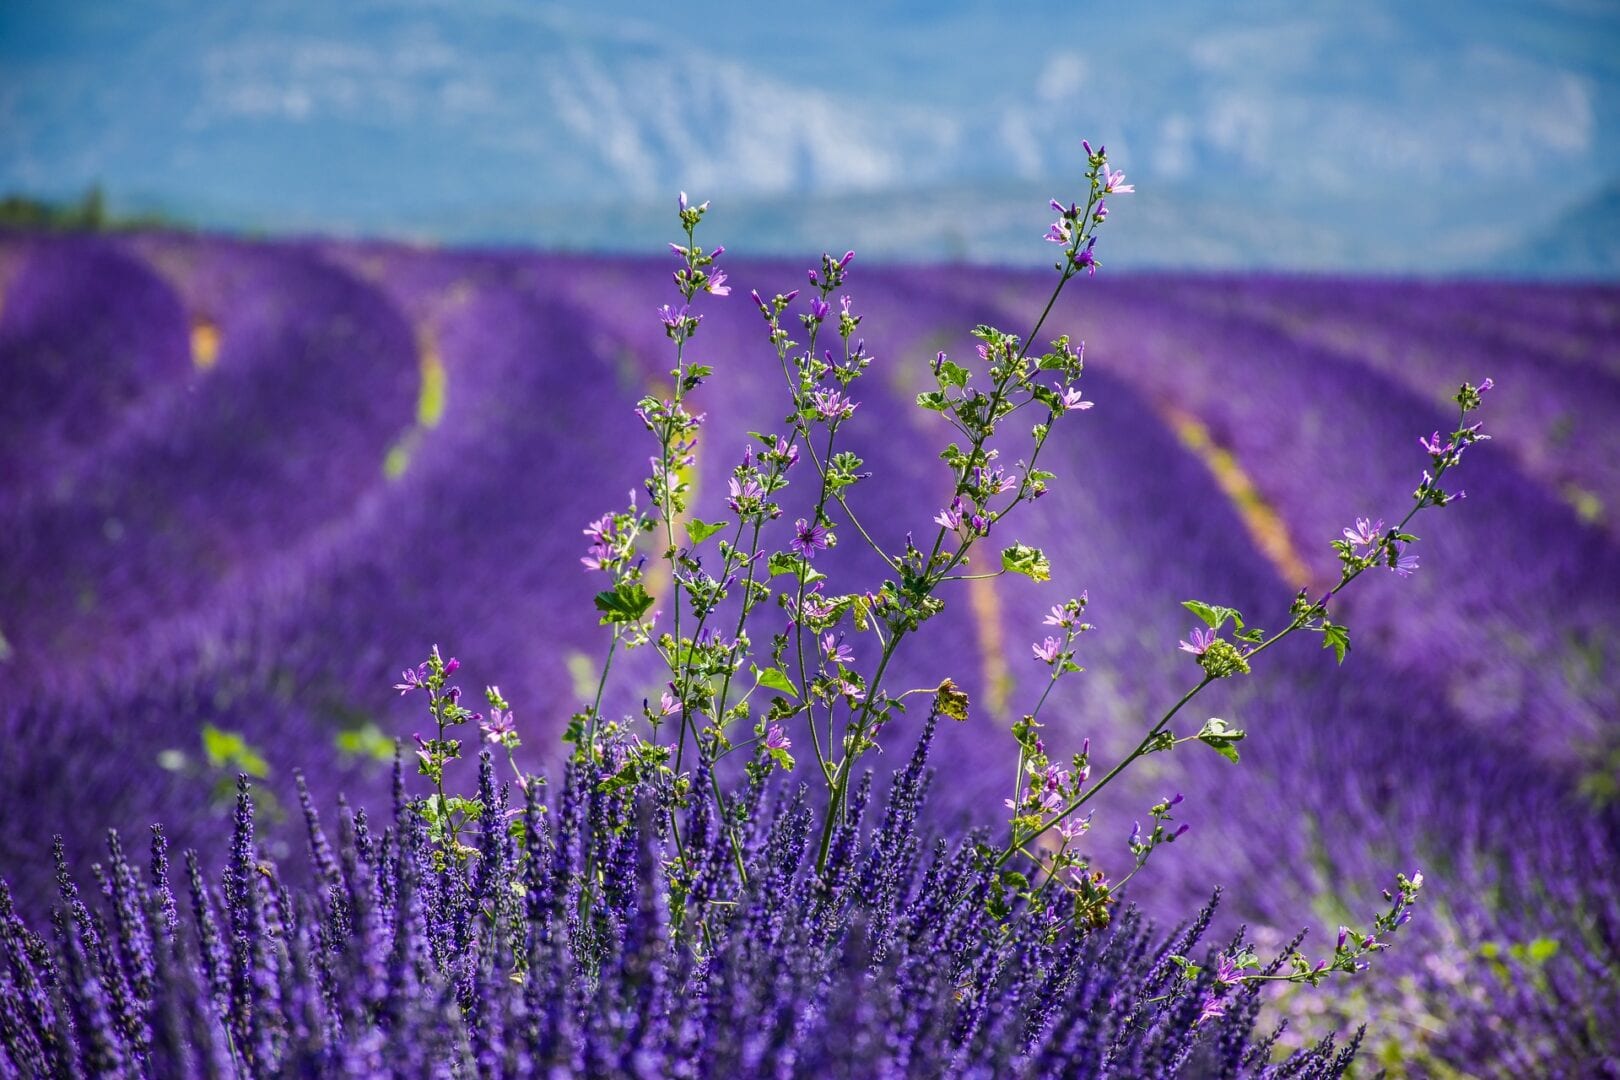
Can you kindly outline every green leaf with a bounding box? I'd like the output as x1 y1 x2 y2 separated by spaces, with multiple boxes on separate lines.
915 390 951 412
1000 543 1052 583
1321 622 1351 664
685 518 729 546
594 582 655 625
751 664 800 699
766 551 826 583
1196 717 1246 764
933 678 971 721
936 359 970 389
1182 600 1244 631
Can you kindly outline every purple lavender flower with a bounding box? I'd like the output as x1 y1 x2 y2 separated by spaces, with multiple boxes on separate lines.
790 518 829 559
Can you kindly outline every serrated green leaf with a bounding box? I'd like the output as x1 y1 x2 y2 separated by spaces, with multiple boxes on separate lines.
766 551 826 583
936 359 971 389
1196 717 1246 764
685 518 729 546
1321 622 1351 664
1000 543 1052 582
1182 600 1244 631
594 582 655 625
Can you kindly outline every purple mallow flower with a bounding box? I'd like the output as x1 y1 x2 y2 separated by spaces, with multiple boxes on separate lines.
1419 431 1454 456
727 474 764 511
934 498 965 532
1074 237 1099 274
393 664 429 694
822 632 855 665
481 708 516 744
1179 627 1215 656
764 724 792 751
1032 637 1064 664
1102 164 1134 194
811 388 858 421
1056 384 1093 412
582 512 617 571
790 517 829 559
1342 517 1384 549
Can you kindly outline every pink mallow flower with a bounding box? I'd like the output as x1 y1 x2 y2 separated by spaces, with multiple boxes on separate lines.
821 632 855 666
393 664 429 695
1032 637 1064 664
1179 627 1215 656
481 708 516 744
1056 384 1093 412
1342 517 1384 550
1102 165 1134 194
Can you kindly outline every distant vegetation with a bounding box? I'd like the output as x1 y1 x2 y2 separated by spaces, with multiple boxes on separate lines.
0 188 183 232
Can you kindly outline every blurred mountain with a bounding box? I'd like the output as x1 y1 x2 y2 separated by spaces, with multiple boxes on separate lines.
1520 182 1620 278
2 0 1617 275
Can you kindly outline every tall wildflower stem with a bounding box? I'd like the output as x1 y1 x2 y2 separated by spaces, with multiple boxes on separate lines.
999 400 1477 864
813 216 1092 872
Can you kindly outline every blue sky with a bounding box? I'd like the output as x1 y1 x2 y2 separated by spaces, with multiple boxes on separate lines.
2 0 1617 274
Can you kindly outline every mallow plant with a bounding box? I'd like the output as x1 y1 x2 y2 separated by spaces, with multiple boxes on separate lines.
0 144 1490 1077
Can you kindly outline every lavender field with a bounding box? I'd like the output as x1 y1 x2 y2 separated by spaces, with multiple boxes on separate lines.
2 229 1618 1073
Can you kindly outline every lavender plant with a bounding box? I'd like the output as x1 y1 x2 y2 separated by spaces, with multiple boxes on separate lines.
0 145 1503 1076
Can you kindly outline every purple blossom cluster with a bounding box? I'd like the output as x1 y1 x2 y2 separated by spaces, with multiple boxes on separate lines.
0 719 1364 1077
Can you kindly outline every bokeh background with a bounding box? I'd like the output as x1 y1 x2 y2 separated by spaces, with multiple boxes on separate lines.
3 2 1619 1073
